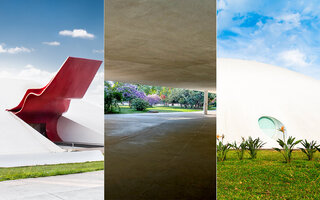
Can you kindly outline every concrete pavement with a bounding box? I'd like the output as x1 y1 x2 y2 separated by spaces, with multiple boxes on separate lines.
0 171 104 200
105 111 216 199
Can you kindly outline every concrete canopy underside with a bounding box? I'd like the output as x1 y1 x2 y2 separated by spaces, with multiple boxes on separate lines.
105 0 216 92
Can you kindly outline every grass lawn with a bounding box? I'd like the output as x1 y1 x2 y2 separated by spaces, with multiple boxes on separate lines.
0 161 104 182
217 150 320 199
111 105 215 114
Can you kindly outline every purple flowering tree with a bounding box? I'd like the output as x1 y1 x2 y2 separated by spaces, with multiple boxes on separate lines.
116 83 146 106
146 94 161 106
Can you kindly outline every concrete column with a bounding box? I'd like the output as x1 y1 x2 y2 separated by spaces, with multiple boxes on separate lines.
203 90 208 115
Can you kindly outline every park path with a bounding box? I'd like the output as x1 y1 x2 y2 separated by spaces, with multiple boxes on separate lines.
0 170 104 200
105 111 216 199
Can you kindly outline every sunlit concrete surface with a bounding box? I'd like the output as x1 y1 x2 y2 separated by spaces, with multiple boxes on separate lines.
105 0 216 92
0 171 103 200
105 111 216 199
58 145 105 154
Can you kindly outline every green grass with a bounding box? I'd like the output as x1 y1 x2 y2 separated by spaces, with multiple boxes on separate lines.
111 105 215 114
218 150 320 199
0 161 104 182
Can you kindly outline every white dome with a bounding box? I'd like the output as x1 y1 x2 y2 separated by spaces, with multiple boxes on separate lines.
217 58 320 148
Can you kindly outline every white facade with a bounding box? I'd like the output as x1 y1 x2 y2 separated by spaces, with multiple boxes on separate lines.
217 58 320 148
0 78 103 166
0 78 62 155
57 99 104 145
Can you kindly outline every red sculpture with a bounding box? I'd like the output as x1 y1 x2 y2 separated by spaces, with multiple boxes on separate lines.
7 57 102 142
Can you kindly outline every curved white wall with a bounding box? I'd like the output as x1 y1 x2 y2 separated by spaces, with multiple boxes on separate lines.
57 99 104 145
0 78 64 155
0 78 103 155
217 58 320 148
0 111 64 155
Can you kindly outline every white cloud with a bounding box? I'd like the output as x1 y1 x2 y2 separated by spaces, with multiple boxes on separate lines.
42 41 60 46
217 0 320 79
0 44 32 54
59 29 95 39
276 13 301 29
277 13 300 23
279 49 310 67
0 65 103 106
20 65 54 84
92 49 104 54
0 64 54 85
217 0 227 10
19 64 55 84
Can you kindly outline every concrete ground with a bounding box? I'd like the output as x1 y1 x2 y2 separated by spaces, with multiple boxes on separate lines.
105 111 216 199
0 171 104 200
58 145 105 154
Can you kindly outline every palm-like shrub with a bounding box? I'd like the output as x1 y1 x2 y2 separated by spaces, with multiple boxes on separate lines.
232 137 247 160
246 136 265 159
217 135 231 161
300 140 319 161
274 126 301 163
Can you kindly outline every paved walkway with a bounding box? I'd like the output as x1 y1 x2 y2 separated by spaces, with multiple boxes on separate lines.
105 111 216 199
0 171 104 200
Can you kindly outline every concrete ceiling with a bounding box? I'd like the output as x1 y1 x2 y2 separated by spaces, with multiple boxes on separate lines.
105 0 216 93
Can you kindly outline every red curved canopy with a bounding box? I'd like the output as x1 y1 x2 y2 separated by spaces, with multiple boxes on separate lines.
7 57 102 142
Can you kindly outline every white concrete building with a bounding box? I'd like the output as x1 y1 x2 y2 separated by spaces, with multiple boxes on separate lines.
0 57 104 167
217 58 320 148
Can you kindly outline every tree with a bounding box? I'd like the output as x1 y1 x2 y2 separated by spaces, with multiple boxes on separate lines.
209 93 217 108
110 82 217 110
146 94 161 106
104 81 123 114
167 88 184 106
179 97 188 108
159 87 172 106
136 84 158 95
116 83 146 106
186 91 204 109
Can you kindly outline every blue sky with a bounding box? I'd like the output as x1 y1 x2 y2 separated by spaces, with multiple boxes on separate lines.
0 0 104 105
217 0 320 79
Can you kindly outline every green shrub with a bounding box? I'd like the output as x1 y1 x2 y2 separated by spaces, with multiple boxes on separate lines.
274 126 301 163
300 140 319 161
131 98 149 111
246 136 265 159
217 135 231 161
232 137 247 160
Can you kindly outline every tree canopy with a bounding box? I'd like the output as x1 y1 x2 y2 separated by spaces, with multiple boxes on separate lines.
104 81 216 113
